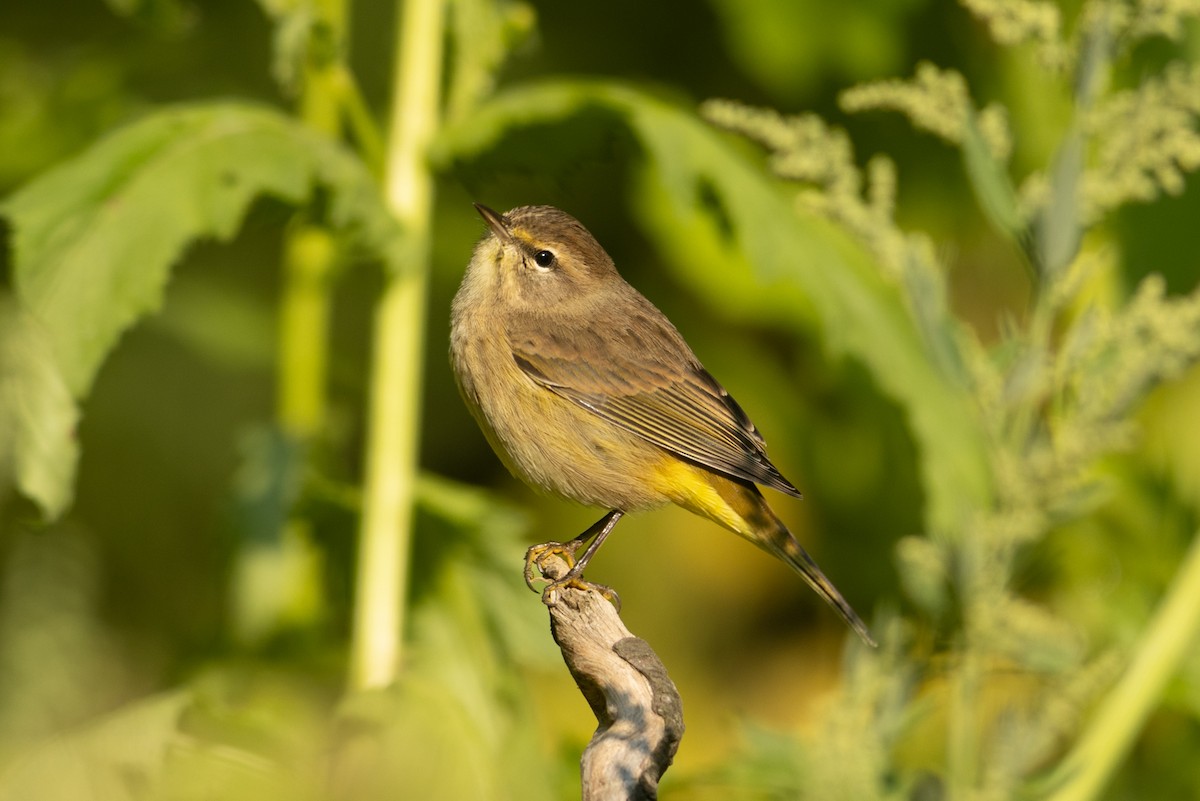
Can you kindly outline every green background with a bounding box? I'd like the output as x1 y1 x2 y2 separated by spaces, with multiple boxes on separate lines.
1 1 1199 799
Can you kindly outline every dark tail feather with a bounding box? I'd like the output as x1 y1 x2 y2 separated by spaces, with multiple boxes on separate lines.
771 529 876 647
745 493 876 647
699 477 876 646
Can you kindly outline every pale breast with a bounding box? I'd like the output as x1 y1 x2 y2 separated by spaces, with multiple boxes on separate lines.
451 313 669 512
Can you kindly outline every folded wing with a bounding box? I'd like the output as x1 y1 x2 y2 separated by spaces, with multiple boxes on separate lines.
510 310 802 498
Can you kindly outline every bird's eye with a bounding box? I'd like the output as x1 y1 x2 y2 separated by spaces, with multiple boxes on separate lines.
533 250 556 268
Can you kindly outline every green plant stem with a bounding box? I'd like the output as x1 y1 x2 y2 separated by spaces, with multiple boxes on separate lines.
349 0 445 690
1047 530 1200 801
279 225 335 436
255 0 349 642
279 0 347 437
334 65 386 175
947 539 983 801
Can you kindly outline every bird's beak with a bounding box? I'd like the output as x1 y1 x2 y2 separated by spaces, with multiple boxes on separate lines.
473 203 511 242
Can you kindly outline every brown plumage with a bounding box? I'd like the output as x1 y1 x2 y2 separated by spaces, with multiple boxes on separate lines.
450 203 873 645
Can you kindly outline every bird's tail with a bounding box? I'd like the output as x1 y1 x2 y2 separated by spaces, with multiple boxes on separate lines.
731 484 876 647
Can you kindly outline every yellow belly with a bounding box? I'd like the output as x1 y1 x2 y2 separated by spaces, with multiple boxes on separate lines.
645 457 778 540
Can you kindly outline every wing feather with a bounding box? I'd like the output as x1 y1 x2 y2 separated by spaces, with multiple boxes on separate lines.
509 310 801 498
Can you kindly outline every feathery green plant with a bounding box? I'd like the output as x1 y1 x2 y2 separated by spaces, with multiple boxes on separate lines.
698 1 1200 798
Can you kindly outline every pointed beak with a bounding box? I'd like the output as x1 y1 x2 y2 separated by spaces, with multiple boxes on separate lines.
473 203 511 242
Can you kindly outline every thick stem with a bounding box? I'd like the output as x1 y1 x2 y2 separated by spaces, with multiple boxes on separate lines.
348 0 445 690
1046 531 1200 801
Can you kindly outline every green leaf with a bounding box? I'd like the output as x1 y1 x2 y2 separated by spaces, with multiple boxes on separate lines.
0 300 78 518
707 0 910 102
440 81 992 535
1036 127 1084 280
1 100 401 518
961 113 1024 247
444 0 536 125
414 472 555 668
5 100 397 396
253 0 318 93
102 0 194 34
0 691 191 801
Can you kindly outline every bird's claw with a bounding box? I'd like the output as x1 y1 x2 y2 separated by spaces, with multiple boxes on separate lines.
524 541 620 610
523 540 580 590
542 576 621 611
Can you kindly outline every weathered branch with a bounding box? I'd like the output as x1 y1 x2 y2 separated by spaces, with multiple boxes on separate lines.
533 554 685 801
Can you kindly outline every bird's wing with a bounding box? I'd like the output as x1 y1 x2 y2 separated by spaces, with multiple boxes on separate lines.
509 311 802 498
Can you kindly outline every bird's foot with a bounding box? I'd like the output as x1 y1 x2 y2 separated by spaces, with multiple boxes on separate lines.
524 541 620 610
523 540 581 590
541 575 621 611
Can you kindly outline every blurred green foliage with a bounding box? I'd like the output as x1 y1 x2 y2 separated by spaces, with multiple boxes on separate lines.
1 0 1199 800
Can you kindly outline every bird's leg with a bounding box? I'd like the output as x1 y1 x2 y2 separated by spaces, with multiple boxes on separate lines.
523 510 624 586
524 510 625 607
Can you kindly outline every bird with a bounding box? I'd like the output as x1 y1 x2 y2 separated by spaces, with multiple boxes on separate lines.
450 203 874 646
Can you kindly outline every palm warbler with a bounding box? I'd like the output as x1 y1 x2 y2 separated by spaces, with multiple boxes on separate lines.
451 203 873 645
